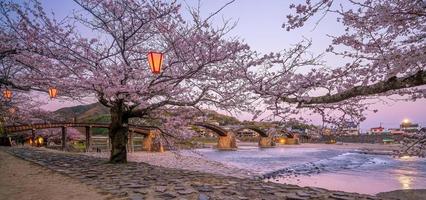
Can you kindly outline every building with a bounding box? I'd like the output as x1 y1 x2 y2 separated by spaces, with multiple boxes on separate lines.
400 121 420 133
370 126 385 134
389 128 405 135
236 129 259 137
341 122 360 135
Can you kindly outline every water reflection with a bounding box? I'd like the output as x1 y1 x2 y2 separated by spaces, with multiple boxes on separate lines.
399 155 415 161
397 175 413 189
395 156 418 189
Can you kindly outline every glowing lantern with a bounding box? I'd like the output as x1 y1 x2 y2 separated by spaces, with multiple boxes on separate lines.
147 52 164 74
37 137 44 146
3 88 12 101
48 87 58 99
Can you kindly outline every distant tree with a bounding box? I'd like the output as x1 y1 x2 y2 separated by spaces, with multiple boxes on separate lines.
400 130 426 157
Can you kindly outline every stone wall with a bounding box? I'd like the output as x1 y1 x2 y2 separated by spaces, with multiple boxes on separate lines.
312 134 404 144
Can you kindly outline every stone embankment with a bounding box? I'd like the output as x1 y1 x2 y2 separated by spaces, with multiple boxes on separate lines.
5 147 382 200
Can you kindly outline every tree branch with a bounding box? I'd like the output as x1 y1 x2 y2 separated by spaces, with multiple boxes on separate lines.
282 70 426 106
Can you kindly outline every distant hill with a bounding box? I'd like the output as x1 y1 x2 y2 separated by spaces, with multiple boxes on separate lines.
203 110 240 126
52 102 110 135
53 102 110 123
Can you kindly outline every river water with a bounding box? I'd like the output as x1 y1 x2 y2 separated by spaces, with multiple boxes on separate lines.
191 146 426 195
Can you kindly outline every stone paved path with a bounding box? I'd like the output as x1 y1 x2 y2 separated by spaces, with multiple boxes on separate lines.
5 147 384 200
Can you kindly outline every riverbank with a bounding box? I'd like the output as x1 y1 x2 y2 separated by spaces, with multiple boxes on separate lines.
278 143 400 156
85 150 254 178
3 146 426 199
206 142 400 151
275 142 400 152
0 147 116 200
3 146 380 199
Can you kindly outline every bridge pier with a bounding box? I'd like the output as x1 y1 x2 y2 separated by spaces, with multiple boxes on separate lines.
85 126 91 152
217 132 237 150
258 136 275 148
61 126 67 151
127 130 134 153
142 130 164 152
31 129 36 146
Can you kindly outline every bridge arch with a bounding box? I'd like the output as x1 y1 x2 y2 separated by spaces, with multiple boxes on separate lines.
192 122 236 150
192 122 228 136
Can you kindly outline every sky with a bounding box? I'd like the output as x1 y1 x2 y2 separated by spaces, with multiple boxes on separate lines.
37 0 426 131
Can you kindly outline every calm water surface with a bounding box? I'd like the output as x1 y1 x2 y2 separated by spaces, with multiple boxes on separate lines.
190 146 426 195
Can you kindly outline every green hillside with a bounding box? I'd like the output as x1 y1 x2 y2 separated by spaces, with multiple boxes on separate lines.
53 102 110 122
53 103 110 135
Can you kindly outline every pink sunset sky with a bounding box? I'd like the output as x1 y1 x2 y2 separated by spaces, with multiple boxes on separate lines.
38 0 426 131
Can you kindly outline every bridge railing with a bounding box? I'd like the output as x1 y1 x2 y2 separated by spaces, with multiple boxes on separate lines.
3 122 161 135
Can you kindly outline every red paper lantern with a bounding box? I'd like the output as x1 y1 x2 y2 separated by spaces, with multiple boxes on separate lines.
3 88 12 101
147 52 164 74
48 87 58 99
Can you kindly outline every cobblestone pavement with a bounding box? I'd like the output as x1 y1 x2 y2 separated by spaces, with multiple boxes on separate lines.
5 147 384 200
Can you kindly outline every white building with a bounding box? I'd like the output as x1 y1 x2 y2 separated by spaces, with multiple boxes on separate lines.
341 122 360 135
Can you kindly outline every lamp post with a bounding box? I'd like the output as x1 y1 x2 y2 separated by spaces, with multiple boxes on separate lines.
402 119 410 124
147 52 164 74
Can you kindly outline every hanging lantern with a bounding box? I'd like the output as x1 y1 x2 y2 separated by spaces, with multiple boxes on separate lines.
3 88 12 101
147 52 164 74
48 87 58 99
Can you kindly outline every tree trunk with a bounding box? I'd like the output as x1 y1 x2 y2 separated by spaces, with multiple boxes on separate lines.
109 105 129 163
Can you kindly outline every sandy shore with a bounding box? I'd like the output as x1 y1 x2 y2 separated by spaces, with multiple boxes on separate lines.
377 189 426 200
85 150 255 178
0 147 117 200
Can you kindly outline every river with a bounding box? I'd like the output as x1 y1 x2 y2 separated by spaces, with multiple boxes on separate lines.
190 145 426 195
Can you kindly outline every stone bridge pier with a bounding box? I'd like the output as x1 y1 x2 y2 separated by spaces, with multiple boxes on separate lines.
141 130 164 152
258 136 275 148
217 132 237 150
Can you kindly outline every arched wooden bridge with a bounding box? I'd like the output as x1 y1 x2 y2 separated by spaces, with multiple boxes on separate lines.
3 123 162 152
4 122 278 151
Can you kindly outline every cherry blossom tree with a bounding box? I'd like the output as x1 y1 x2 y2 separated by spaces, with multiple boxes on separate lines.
0 0 253 163
247 0 425 152
248 0 424 120
281 0 425 104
